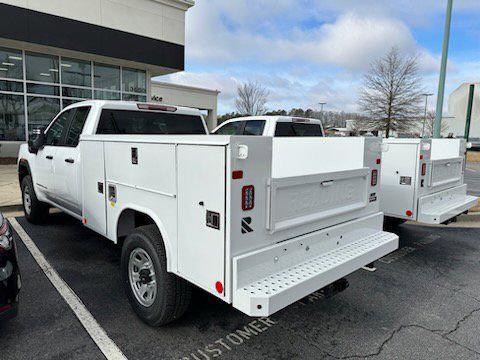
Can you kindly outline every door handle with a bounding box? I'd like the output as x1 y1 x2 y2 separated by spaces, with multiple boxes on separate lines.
46 155 53 160
65 158 75 164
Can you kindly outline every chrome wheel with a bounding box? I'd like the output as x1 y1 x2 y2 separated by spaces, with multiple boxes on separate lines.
23 186 32 215
128 248 157 307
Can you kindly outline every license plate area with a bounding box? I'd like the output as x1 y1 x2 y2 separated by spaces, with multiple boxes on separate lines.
429 157 463 188
267 168 369 233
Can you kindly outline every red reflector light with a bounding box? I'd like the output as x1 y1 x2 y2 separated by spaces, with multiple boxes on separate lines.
376 158 381 165
371 170 378 186
420 155 424 160
137 103 177 112
215 281 224 294
0 304 12 313
242 185 255 211
406 210 413 217
232 170 243 180
421 163 426 176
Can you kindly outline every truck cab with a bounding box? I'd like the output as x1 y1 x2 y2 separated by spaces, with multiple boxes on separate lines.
18 101 208 220
212 116 325 137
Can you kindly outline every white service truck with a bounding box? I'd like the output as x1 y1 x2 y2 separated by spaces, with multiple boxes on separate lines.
18 101 398 326
212 115 325 137
381 138 478 225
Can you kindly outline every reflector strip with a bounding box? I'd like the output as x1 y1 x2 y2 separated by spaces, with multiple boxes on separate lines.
232 170 243 180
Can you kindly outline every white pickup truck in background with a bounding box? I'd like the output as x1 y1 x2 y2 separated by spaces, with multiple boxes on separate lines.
212 116 325 137
18 101 398 326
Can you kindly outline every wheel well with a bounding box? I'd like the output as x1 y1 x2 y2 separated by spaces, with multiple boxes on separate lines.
117 209 156 240
18 161 30 185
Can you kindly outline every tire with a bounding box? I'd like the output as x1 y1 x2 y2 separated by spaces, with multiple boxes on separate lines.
21 175 49 224
121 224 191 326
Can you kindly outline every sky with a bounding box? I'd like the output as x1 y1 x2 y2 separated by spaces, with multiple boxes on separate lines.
158 0 480 115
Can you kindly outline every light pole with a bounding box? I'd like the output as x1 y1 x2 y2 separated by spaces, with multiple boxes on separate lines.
421 93 434 138
319 102 327 123
434 0 453 138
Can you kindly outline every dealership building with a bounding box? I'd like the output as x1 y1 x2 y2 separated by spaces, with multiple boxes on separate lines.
0 0 218 159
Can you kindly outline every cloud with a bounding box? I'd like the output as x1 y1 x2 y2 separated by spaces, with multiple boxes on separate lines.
159 1 480 115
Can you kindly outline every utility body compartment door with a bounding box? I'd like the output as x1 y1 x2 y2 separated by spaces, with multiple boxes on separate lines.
177 145 226 298
80 141 107 236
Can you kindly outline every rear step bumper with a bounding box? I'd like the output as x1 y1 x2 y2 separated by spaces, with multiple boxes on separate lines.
232 213 398 317
417 184 478 224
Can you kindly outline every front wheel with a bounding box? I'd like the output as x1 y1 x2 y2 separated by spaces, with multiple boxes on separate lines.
21 175 49 224
121 225 191 326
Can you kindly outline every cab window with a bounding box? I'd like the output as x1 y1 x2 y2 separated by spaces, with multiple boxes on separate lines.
65 107 91 147
243 120 265 136
214 121 243 135
275 122 324 137
44 109 73 146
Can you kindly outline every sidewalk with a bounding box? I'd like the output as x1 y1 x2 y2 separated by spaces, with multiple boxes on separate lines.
0 165 21 209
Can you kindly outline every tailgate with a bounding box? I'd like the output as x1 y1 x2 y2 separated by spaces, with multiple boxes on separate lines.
267 168 369 233
428 157 463 189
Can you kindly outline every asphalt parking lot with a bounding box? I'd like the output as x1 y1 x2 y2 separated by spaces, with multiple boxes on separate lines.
466 162 480 197
1 213 480 360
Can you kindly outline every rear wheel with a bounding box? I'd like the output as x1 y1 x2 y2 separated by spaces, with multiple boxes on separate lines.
21 175 49 224
121 224 191 326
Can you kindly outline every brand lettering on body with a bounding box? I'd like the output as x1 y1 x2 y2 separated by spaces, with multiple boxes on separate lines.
287 182 357 215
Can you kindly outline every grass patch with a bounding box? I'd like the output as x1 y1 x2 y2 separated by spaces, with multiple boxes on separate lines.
467 151 480 163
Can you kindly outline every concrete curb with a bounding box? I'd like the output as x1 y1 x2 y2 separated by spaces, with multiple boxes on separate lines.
0 204 23 214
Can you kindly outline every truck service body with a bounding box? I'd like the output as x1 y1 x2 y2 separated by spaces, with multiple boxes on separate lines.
18 101 398 325
381 138 478 224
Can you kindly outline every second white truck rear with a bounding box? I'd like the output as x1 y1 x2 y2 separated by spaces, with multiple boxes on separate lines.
381 138 478 224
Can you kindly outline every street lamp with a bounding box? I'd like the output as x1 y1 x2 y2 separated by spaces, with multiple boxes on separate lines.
434 0 453 138
421 93 434 138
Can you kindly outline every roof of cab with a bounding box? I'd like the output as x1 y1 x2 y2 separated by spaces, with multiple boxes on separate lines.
226 115 323 123
63 100 203 116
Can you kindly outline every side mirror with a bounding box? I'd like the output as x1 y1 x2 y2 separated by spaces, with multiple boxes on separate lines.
28 129 45 154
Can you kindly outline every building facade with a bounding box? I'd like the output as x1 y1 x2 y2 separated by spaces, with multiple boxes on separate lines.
0 0 195 158
447 83 479 142
151 81 219 129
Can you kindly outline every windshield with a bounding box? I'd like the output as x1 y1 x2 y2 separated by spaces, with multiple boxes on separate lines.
96 110 207 135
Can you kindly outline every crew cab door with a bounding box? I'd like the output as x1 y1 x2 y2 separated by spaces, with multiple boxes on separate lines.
34 109 72 196
53 106 91 215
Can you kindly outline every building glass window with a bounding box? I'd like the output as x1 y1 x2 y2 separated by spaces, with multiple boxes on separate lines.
94 90 121 100
0 47 23 80
61 58 92 87
0 80 23 93
26 52 60 83
122 93 147 102
0 94 26 141
94 63 120 91
27 97 61 135
27 84 60 96
123 68 147 94
0 46 148 142
62 87 92 99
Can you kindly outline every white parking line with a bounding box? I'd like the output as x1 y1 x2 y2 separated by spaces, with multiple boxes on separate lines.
9 218 128 360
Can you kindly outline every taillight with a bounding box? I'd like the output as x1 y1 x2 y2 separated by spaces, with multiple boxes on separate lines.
242 185 255 211
137 103 177 112
0 217 12 253
371 170 378 186
421 163 426 176
232 170 243 180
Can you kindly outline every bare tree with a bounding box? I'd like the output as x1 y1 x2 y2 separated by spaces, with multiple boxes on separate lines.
422 110 449 137
235 81 269 116
359 47 424 137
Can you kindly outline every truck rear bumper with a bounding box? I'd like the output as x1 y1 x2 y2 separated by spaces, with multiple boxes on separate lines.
417 184 478 224
232 213 398 317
